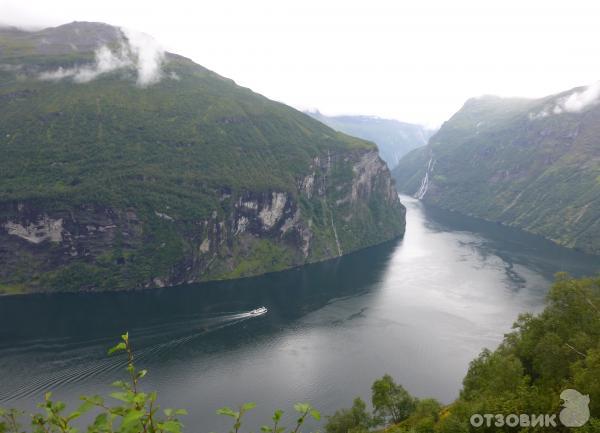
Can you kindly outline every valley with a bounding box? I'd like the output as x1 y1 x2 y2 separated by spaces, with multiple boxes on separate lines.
1 196 596 431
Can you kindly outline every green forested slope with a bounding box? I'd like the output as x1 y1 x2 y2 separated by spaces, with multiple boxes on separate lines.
432 273 600 432
393 92 600 255
326 274 600 432
0 22 405 293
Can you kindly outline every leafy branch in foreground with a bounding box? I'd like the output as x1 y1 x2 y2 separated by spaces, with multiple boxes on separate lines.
0 332 188 433
216 402 320 433
0 409 23 433
0 333 320 433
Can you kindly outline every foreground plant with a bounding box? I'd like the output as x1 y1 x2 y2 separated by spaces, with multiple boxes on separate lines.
0 333 319 433
216 401 320 433
0 333 187 433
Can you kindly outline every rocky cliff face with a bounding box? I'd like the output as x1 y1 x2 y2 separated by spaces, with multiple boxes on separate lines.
0 148 403 293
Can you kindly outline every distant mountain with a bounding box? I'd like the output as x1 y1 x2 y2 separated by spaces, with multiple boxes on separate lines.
393 89 600 255
306 111 434 169
0 22 405 294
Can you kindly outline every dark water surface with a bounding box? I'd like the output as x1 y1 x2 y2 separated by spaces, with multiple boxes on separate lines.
1 196 598 430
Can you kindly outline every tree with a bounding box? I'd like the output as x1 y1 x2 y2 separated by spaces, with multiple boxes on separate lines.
390 398 442 433
371 375 416 425
324 398 371 433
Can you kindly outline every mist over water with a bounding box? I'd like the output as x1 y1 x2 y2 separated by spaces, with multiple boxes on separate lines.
0 196 598 431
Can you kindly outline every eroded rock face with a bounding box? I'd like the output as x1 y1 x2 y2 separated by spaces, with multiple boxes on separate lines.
352 151 399 203
0 149 404 293
4 216 64 244
259 192 287 229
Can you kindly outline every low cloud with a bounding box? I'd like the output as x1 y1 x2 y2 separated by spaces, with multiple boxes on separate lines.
529 81 600 120
40 44 132 82
38 67 77 81
122 28 164 86
553 82 600 114
528 108 550 120
38 28 166 87
0 63 23 71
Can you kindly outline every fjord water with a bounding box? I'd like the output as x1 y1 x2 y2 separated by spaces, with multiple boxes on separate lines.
0 196 598 430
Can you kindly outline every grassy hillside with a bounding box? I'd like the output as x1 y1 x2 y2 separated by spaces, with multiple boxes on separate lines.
393 92 600 255
0 22 405 293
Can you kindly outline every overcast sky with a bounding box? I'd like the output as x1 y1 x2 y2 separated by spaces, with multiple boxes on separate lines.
3 0 600 126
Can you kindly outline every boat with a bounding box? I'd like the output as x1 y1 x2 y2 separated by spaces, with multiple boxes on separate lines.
249 306 268 316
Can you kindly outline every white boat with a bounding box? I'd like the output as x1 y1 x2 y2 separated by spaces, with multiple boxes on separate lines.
249 306 268 316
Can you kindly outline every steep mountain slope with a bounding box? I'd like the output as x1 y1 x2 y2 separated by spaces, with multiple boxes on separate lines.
393 90 600 254
306 111 433 169
0 22 405 294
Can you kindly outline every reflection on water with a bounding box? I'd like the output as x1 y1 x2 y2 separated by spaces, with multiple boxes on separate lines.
0 196 598 431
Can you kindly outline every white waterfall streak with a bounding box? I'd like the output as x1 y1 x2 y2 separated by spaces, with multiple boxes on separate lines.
330 214 343 256
415 157 434 200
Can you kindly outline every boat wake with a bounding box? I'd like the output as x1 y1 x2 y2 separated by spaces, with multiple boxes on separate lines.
0 307 268 404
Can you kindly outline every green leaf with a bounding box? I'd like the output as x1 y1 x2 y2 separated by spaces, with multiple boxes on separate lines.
111 380 130 390
293 403 310 414
261 426 272 432
309 409 321 421
133 393 148 405
78 398 92 409
160 420 182 433
241 402 256 412
66 411 81 421
216 407 238 418
272 409 283 422
93 413 109 428
80 395 104 408
164 409 173 418
110 392 133 403
108 342 127 355
120 409 143 431
136 369 148 379
174 409 188 416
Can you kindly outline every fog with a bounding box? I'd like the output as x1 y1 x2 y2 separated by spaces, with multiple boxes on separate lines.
3 0 600 126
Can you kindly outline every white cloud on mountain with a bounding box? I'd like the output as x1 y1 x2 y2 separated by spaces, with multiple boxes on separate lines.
529 81 600 120
38 28 165 86
122 28 164 86
528 108 549 120
553 81 600 114
38 44 132 82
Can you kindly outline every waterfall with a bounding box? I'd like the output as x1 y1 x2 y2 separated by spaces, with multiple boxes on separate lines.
330 214 343 256
415 157 434 200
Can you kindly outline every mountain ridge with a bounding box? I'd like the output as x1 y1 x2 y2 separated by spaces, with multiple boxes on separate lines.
0 22 405 294
305 110 433 169
393 85 600 255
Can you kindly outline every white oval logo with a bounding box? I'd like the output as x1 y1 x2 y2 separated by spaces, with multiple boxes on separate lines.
559 389 590 427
